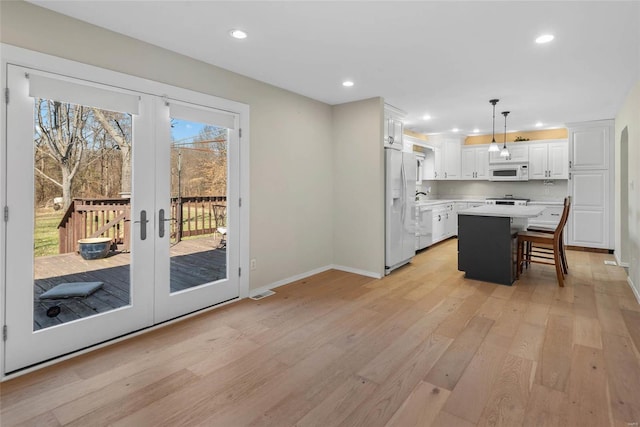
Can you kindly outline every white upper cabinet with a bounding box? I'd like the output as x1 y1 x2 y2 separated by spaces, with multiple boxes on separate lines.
569 122 610 170
442 139 461 180
489 144 529 164
528 140 568 179
429 134 462 180
548 142 568 179
383 104 405 150
461 145 489 180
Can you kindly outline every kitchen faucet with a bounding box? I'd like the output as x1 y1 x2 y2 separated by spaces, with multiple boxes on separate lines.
415 191 427 201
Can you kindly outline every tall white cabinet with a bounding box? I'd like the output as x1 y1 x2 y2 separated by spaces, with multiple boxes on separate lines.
567 120 614 250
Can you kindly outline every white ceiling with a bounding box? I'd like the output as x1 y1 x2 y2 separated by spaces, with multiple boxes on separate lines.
29 1 640 136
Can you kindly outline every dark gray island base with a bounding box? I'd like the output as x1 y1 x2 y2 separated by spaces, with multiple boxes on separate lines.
457 205 545 286
458 215 517 286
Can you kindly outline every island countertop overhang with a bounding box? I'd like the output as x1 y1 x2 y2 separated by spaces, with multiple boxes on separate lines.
458 205 545 218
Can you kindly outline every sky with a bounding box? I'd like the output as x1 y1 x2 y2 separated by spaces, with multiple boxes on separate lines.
171 118 207 144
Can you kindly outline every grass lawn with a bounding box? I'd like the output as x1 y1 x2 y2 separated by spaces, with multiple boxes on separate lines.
34 207 63 257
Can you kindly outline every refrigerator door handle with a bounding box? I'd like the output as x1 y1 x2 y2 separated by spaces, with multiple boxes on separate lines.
400 162 405 224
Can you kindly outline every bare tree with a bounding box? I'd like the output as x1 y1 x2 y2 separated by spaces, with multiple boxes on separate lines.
92 108 132 194
34 100 89 210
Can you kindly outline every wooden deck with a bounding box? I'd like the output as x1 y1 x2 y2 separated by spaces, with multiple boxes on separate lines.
33 237 227 330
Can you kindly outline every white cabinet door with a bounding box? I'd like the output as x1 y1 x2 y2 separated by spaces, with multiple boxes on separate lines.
432 209 446 242
461 148 476 179
570 125 610 170
461 146 489 180
529 144 548 179
548 142 568 179
443 140 461 180
433 146 444 180
525 141 568 180
568 170 608 248
475 148 489 179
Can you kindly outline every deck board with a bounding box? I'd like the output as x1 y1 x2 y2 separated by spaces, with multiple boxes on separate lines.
33 237 226 330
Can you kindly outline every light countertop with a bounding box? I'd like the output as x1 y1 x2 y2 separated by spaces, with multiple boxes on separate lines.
458 205 545 218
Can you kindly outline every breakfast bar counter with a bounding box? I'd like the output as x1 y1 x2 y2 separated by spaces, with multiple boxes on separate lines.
457 205 545 286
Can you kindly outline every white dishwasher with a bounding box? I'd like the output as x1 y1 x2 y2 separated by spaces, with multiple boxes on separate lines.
416 206 433 250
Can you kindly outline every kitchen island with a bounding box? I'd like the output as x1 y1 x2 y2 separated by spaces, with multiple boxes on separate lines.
457 205 545 286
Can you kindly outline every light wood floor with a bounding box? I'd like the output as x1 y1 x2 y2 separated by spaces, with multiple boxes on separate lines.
2 238 640 426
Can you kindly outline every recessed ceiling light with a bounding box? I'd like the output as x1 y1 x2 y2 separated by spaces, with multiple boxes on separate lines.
342 80 354 87
535 121 543 127
422 114 431 120
535 34 554 44
452 128 459 133
473 128 480 133
230 29 247 39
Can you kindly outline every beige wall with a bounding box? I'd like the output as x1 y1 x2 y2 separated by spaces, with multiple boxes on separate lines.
332 98 385 277
0 1 335 291
615 79 640 299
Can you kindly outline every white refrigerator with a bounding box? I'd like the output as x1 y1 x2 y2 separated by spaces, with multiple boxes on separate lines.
385 148 417 274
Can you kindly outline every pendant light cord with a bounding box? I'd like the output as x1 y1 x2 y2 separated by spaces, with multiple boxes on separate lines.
490 99 499 143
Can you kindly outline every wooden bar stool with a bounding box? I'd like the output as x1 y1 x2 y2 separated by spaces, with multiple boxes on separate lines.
516 197 571 286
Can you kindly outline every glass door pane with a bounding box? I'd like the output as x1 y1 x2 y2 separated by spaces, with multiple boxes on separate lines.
33 100 133 330
153 99 239 324
169 119 228 292
4 65 154 373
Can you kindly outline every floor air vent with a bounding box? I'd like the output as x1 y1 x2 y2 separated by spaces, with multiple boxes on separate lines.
604 260 617 266
250 290 275 300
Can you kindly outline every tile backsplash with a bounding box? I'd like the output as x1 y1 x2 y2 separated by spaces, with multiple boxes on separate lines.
419 179 567 201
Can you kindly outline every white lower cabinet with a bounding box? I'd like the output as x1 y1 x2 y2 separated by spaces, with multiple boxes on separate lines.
432 206 446 243
431 203 455 244
416 207 433 250
568 170 609 248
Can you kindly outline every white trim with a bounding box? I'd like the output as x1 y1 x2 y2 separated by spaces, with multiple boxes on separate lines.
248 265 333 298
614 252 630 268
628 277 640 305
247 264 382 299
330 264 383 279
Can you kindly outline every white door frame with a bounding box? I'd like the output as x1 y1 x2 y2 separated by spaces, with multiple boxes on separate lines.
0 44 250 378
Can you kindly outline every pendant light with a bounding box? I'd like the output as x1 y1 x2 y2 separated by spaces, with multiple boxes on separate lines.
500 111 511 158
488 99 500 152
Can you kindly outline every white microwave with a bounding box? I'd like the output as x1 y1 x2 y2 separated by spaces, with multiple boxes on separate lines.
488 163 529 181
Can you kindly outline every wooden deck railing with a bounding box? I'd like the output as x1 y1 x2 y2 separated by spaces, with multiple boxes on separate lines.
58 196 226 254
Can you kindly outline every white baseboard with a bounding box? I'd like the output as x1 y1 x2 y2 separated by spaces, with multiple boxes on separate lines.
248 264 382 298
628 276 640 305
330 264 382 279
614 252 630 268
248 265 333 298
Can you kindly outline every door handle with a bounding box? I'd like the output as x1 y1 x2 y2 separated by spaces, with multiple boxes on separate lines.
158 209 172 238
134 210 149 240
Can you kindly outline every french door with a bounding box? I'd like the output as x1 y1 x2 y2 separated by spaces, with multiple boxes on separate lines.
4 64 240 372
